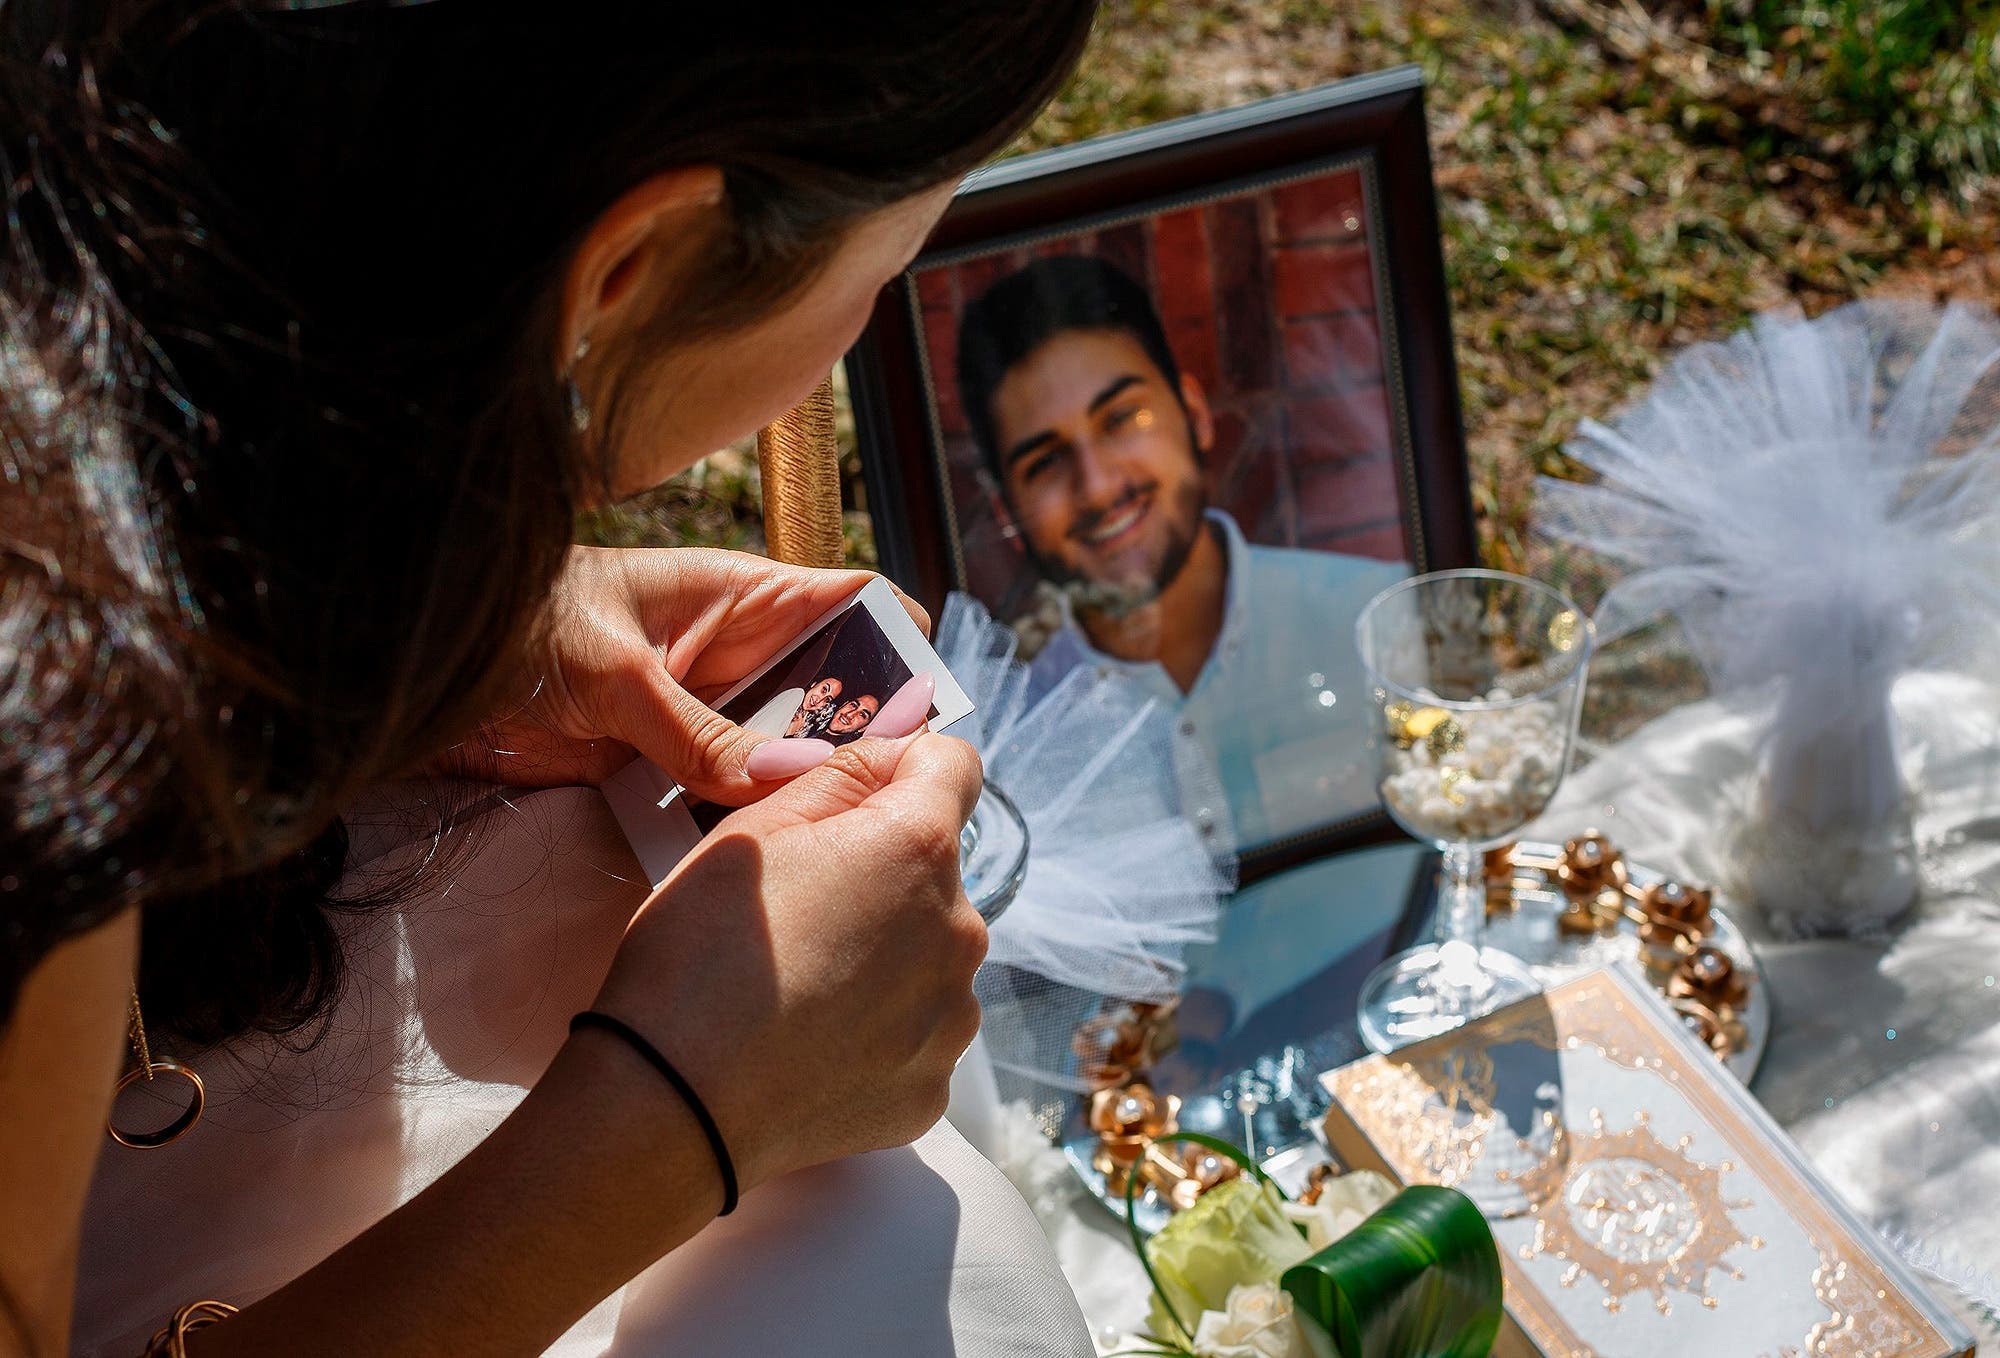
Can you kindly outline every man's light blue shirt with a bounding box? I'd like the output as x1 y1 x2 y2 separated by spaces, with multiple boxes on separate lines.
1026 509 1407 854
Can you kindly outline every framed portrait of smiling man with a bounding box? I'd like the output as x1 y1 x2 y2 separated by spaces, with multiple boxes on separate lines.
847 67 1476 876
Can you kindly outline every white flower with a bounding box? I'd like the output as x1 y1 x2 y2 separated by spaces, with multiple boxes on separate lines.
1280 1170 1397 1252
1187 1282 1338 1358
990 1100 1081 1220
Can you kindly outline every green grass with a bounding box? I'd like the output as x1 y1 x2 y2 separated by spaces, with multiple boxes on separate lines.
1698 0 2000 201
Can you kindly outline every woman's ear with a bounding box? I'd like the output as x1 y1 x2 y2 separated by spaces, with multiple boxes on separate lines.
560 166 726 366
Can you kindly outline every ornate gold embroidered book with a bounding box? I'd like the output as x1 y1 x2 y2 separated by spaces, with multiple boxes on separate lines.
1320 967 1975 1358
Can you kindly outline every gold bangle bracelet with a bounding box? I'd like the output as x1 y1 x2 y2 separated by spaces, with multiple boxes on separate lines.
143 1300 239 1358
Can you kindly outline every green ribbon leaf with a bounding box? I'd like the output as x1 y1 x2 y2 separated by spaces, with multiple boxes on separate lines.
1281 1185 1503 1358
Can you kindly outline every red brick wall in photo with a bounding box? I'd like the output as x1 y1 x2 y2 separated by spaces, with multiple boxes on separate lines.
913 168 1406 616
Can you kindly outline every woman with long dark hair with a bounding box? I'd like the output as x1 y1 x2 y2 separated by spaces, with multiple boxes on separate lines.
0 3 1099 1353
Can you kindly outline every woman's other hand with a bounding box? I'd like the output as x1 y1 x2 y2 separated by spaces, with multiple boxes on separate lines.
435 546 930 800
584 732 987 1193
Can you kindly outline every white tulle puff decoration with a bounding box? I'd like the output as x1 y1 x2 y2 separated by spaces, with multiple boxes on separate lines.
1537 299 2000 937
934 593 1231 1148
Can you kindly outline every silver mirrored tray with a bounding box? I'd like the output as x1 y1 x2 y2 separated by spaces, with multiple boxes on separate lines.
1062 837 1769 1233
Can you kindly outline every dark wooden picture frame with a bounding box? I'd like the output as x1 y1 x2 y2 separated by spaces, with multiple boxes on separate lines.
847 66 1476 877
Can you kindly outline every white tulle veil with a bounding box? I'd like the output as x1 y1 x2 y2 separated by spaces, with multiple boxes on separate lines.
934 594 1231 1134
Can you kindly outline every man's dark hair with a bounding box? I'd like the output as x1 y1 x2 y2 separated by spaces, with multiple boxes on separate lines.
956 255 1182 483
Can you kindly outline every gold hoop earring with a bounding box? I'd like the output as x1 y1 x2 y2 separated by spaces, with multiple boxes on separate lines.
108 987 205 1150
144 1299 240 1356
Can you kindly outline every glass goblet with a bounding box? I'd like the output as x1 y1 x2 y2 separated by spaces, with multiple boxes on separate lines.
961 783 1029 923
1354 569 1593 1055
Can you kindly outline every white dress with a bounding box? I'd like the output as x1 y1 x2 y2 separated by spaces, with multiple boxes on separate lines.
71 784 1093 1356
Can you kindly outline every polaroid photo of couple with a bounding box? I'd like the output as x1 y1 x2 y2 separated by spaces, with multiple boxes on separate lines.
601 578 975 887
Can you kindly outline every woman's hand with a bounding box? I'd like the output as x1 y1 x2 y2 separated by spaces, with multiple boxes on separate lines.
586 731 987 1193
199 732 984 1357
436 546 930 802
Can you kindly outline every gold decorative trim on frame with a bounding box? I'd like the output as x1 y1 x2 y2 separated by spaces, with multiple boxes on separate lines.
1322 971 1972 1358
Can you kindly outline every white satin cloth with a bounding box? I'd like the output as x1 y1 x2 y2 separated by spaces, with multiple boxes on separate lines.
1522 669 2000 1324
71 785 1093 1356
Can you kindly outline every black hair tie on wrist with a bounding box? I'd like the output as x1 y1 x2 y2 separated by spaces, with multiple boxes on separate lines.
569 1010 739 1217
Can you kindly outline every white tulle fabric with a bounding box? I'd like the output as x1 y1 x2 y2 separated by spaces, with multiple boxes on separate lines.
71 785 1093 1357
933 595 1229 1128
939 593 1229 999
1536 299 2000 934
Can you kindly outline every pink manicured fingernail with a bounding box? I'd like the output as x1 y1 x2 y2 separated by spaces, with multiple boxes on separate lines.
745 738 836 780
865 673 935 740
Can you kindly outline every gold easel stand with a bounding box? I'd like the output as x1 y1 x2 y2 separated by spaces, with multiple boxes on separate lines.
756 374 845 569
